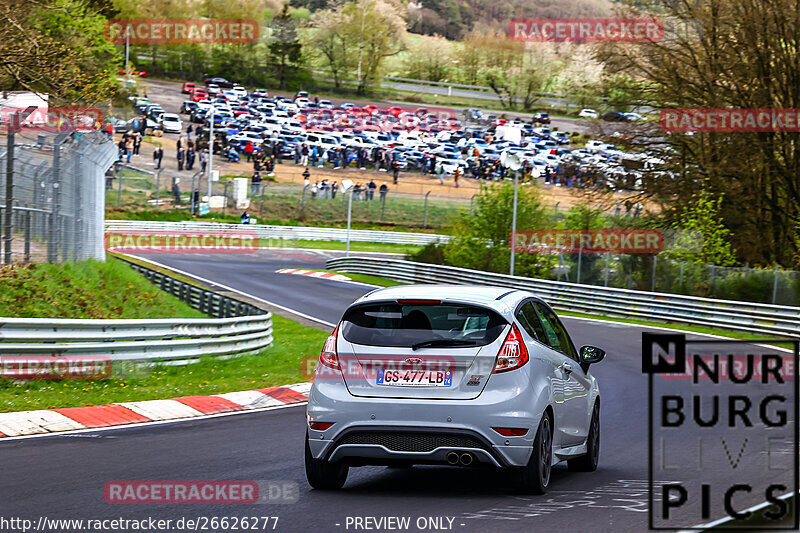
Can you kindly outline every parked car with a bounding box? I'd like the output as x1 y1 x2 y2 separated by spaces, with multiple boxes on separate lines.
190 88 208 102
182 82 197 94
602 111 631 122
578 109 599 119
204 77 234 89
180 101 199 114
305 286 605 493
159 113 183 134
533 112 551 125
552 132 571 145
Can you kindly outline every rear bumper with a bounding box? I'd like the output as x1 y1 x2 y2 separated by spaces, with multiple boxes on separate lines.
306 374 541 468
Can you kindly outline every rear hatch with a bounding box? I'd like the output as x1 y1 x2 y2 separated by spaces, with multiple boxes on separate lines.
337 300 508 400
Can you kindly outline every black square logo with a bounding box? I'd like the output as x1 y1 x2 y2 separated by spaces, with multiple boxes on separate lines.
642 333 686 374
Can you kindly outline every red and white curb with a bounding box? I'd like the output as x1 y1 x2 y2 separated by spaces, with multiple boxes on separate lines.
0 382 310 438
275 268 351 282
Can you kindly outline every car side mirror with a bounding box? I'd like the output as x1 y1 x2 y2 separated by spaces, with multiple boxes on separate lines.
579 345 606 365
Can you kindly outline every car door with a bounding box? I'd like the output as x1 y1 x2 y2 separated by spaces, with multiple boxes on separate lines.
531 301 592 447
514 301 570 447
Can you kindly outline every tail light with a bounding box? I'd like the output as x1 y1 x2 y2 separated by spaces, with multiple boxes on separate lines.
319 325 340 371
309 421 334 431
492 427 528 437
493 323 529 374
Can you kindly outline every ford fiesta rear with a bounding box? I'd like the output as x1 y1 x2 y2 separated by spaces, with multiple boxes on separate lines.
305 285 604 493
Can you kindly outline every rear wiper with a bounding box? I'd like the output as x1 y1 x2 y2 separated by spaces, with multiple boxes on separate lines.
411 339 479 351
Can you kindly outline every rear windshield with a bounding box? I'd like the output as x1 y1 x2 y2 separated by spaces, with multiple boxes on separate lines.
341 302 507 348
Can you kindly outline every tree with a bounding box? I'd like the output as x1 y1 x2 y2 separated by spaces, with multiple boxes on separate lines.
598 0 800 266
442 183 554 276
309 0 405 95
664 187 737 266
267 4 305 90
0 0 119 104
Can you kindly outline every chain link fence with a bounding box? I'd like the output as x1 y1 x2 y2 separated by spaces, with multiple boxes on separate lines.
0 130 117 264
553 252 800 305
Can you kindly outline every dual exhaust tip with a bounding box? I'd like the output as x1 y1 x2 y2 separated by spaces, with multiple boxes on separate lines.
446 451 474 466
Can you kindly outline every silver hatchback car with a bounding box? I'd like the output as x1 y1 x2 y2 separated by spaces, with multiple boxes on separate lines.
305 285 605 493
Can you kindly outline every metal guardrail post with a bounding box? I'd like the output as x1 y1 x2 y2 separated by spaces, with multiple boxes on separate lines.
423 191 431 228
604 252 610 287
155 169 161 209
23 211 31 263
773 263 780 304
4 123 15 265
652 255 658 292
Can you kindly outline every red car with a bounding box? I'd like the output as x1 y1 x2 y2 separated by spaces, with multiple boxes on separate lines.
182 82 197 94
387 106 404 117
190 88 208 102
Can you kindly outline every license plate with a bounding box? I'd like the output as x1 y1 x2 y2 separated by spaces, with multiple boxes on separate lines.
376 369 452 387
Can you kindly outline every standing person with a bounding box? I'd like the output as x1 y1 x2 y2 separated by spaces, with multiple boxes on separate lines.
117 137 126 161
310 145 318 167
172 178 181 204
300 143 309 166
274 138 283 164
177 147 185 171
187 123 193 141
251 171 262 196
321 179 330 199
153 146 163 169
368 179 377 201
186 147 195 171
125 135 133 163
454 167 461 188
199 148 208 173
177 136 183 152
294 142 302 164
379 181 388 202
132 132 141 155
331 181 338 199
302 167 311 186
392 159 400 184
311 180 318 199
244 141 254 162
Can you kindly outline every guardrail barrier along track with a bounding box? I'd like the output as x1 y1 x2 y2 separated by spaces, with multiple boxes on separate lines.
105 220 450 246
0 259 273 365
326 257 800 337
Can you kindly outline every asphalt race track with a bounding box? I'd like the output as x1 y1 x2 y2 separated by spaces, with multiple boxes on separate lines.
3 249 794 533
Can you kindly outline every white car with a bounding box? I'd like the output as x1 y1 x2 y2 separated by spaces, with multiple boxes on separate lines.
623 112 647 121
206 84 220 96
159 113 183 134
579 109 599 119
319 100 334 109
436 158 466 175
232 85 247 98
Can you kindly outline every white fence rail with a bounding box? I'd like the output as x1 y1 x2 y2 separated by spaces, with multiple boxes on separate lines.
0 315 273 363
326 257 800 337
106 220 450 246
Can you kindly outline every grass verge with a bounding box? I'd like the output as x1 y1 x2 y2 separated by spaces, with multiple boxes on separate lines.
0 260 205 319
0 315 327 412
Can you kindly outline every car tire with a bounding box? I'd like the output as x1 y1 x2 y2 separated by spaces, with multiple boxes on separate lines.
305 432 348 490
516 412 553 494
568 403 599 472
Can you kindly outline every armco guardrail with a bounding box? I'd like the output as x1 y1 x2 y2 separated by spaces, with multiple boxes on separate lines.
326 257 800 336
0 259 273 365
105 220 450 246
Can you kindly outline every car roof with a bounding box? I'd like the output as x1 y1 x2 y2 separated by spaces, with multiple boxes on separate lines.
353 284 539 314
